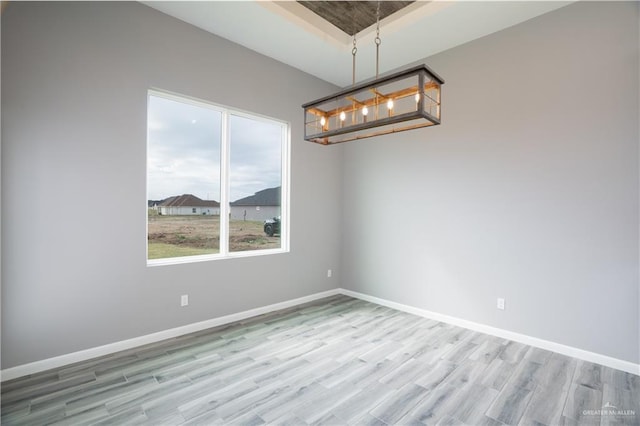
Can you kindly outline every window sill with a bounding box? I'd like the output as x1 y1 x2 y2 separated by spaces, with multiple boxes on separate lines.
146 248 289 267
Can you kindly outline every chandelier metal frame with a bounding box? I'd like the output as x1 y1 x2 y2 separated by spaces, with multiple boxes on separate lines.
302 2 444 145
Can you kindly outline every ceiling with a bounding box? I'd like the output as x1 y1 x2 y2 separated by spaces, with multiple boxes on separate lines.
143 1 573 88
297 1 415 35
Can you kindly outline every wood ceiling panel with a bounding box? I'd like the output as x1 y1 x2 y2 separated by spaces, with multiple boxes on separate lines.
297 1 415 35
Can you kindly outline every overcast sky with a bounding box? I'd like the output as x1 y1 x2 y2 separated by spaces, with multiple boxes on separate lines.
147 95 282 202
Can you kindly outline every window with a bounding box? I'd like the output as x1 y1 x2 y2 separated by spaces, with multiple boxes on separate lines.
147 91 289 264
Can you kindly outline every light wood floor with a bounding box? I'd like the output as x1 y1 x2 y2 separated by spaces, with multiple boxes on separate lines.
1 295 638 425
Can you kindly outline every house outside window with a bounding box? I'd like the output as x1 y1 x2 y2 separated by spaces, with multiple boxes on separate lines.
147 90 289 264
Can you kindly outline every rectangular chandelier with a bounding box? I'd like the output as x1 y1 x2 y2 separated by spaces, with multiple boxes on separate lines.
303 64 444 145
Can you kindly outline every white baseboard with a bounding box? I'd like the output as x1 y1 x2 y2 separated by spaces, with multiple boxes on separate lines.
338 288 640 376
0 289 340 382
3 286 638 381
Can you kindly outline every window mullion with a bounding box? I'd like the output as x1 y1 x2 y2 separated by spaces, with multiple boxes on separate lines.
281 124 290 252
219 111 230 256
147 89 289 265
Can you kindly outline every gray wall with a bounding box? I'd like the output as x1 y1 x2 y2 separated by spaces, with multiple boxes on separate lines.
1 2 343 368
2 1 638 370
342 1 639 364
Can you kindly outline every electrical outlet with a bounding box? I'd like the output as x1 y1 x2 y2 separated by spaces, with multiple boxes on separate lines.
497 298 505 310
327 269 332 278
181 294 189 307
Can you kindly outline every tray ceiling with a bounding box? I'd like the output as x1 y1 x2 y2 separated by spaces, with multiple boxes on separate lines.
142 1 574 87
297 1 415 36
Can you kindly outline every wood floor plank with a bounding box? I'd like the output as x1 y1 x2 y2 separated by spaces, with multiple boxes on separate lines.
0 399 31 423
1 371 60 394
267 411 306 426
302 339 353 363
53 404 111 425
601 383 640 426
276 357 340 386
180 407 225 426
506 359 545 391
573 359 604 391
469 340 504 364
439 359 488 388
442 340 478 364
351 413 389 426
358 340 402 364
485 380 535 425
66 377 158 415
369 382 430 424
309 412 343 426
387 338 433 361
251 357 310 384
105 375 192 416
62 375 158 416
293 382 360 424
435 414 466 426
396 382 464 424
348 357 410 388
184 356 254 382
140 375 224 421
524 346 554 365
562 383 603 425
1 372 97 406
177 379 259 421
2 403 67 426
153 353 223 383
602 366 640 393
480 358 516 391
56 353 140 381
448 382 499 424
330 381 395 424
379 358 433 389
29 374 128 413
499 341 530 364
315 358 368 389
90 406 148 425
2 295 637 426
414 342 456 364
518 353 576 426
413 358 458 391
214 380 295 422
252 380 326 423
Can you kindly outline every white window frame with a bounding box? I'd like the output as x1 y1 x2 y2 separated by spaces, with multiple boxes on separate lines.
146 89 290 266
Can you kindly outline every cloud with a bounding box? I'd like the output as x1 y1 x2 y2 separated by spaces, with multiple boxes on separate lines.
147 95 283 202
229 114 282 201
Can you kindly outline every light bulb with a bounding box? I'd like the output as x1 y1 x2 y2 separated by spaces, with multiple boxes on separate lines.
415 93 420 102
387 99 394 110
362 106 368 116
320 116 326 126
340 111 346 121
